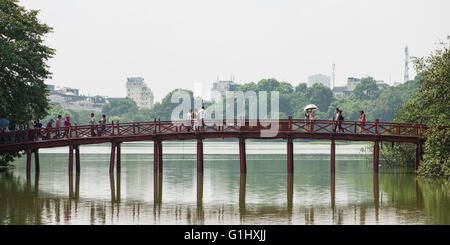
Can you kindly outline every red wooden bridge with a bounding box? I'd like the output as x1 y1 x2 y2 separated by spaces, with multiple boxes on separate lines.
0 117 440 178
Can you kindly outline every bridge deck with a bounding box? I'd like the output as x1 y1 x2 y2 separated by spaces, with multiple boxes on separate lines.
0 118 433 151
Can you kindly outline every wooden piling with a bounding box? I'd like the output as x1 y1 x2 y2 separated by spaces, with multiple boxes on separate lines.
415 143 422 170
331 139 336 173
373 141 379 173
158 140 163 174
26 148 32 179
239 138 246 174
69 145 74 176
197 138 203 174
154 139 159 173
287 138 294 174
116 143 121 174
109 143 115 174
75 145 80 175
34 148 40 175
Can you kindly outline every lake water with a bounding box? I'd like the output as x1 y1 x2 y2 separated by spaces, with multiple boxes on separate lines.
0 140 449 225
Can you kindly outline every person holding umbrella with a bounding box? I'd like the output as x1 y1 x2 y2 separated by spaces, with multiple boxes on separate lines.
304 104 318 132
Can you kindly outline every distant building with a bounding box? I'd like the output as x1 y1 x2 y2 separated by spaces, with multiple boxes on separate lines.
307 74 331 88
376 80 388 89
346 77 361 91
126 77 154 109
48 86 107 112
59 87 80 96
46 84 55 91
332 77 361 98
211 79 238 97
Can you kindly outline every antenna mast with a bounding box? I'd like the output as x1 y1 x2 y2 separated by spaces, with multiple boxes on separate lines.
404 46 409 82
332 63 335 89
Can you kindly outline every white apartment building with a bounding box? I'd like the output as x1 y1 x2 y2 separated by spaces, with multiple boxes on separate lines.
126 77 154 109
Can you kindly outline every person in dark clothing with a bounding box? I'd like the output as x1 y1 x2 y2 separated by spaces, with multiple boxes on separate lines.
337 110 345 133
334 108 340 132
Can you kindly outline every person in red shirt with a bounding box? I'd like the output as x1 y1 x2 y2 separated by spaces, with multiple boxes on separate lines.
359 111 366 133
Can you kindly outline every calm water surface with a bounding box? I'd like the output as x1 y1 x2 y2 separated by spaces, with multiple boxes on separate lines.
0 141 449 225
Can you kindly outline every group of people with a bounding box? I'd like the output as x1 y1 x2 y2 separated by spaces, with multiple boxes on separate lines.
186 106 206 132
333 108 366 133
303 107 367 133
87 113 107 136
0 113 109 143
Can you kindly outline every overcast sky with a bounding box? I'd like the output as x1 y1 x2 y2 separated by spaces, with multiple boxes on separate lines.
20 0 450 102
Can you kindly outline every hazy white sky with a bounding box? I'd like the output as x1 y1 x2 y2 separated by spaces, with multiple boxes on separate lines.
20 0 450 102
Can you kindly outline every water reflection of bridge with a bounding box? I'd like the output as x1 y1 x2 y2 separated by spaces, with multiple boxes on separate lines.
10 171 425 225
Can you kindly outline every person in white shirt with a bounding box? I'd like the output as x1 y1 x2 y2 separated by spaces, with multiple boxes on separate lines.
186 109 193 132
89 113 97 136
198 106 206 130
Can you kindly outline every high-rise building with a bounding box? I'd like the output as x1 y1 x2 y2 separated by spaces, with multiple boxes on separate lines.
307 74 331 88
211 78 238 97
126 77 154 109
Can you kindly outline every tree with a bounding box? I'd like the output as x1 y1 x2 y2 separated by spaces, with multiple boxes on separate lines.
383 46 450 178
306 83 333 113
353 77 380 100
0 0 55 166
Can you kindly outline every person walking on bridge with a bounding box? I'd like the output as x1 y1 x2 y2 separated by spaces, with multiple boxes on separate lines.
199 106 206 130
98 114 106 136
337 110 345 133
89 113 97 136
186 109 193 132
359 110 366 133
63 115 71 138
55 115 62 139
45 119 54 140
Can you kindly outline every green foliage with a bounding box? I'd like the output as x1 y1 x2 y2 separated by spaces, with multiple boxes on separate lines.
383 46 450 178
0 0 54 166
353 77 380 100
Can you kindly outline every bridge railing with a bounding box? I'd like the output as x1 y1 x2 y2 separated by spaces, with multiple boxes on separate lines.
1 118 447 146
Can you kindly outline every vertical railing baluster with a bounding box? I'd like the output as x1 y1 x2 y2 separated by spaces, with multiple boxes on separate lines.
117 121 120 136
111 120 115 136
375 119 379 135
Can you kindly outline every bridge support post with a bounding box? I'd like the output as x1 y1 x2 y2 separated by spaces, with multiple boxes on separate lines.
75 145 80 175
69 145 74 176
116 143 121 174
158 140 163 174
26 148 32 178
331 139 335 173
415 143 422 171
373 141 379 174
197 138 203 174
109 143 115 174
239 138 246 174
154 139 159 174
287 138 294 174
34 148 40 175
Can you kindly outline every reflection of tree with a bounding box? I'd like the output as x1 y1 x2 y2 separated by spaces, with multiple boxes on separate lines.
417 178 450 224
379 172 450 224
0 171 44 225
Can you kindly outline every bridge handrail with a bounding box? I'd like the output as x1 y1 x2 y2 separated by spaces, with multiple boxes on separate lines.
1 118 449 146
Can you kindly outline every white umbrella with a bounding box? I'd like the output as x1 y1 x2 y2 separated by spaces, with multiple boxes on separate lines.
304 104 318 111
